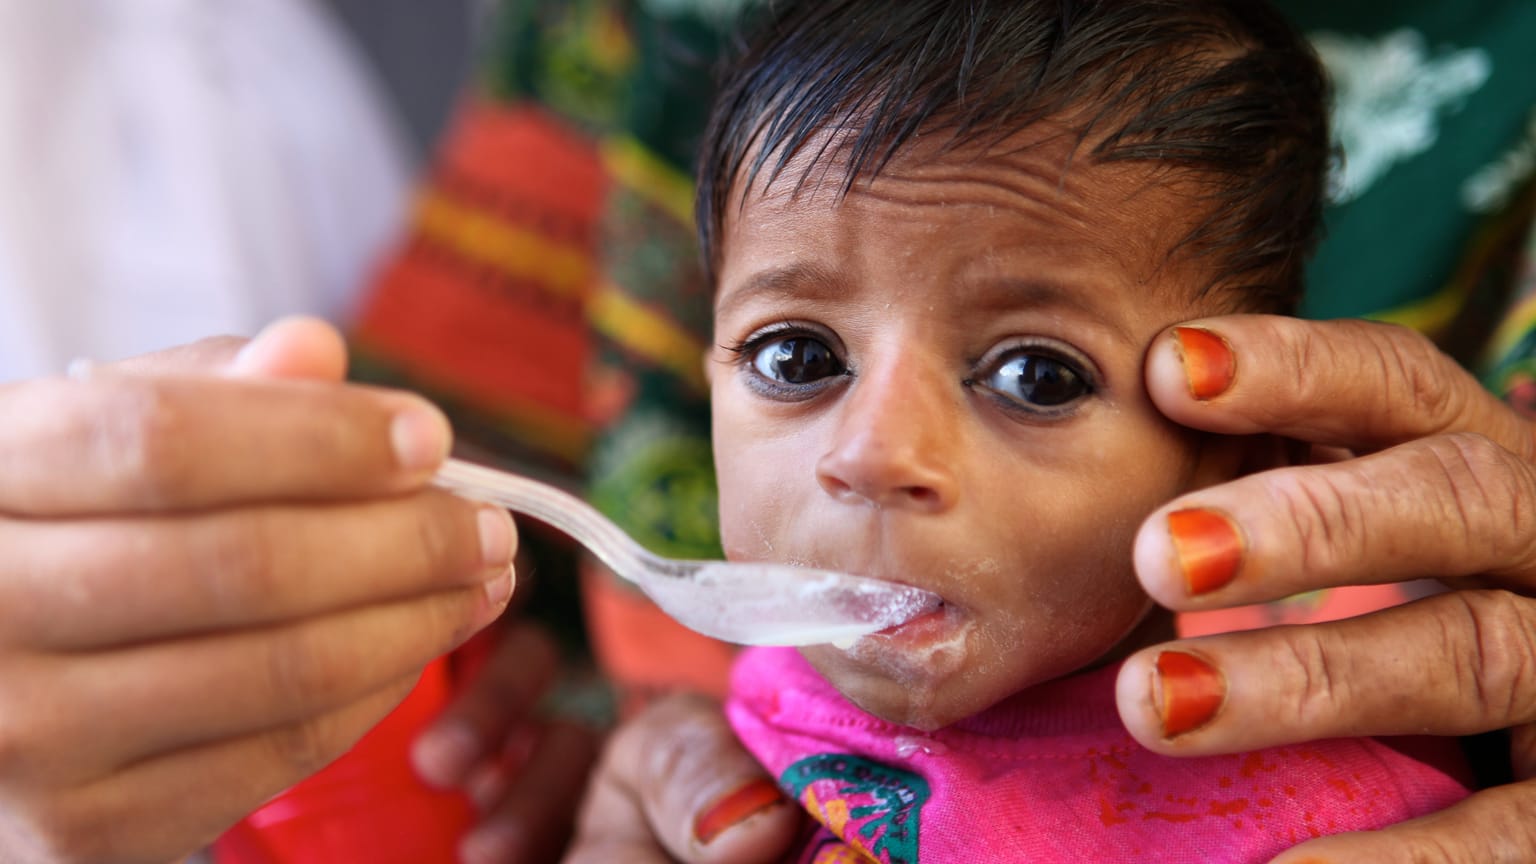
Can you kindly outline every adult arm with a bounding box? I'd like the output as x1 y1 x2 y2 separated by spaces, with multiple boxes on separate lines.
1117 315 1536 863
0 319 515 864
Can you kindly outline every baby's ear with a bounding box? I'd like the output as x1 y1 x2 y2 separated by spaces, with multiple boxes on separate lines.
1188 432 1295 489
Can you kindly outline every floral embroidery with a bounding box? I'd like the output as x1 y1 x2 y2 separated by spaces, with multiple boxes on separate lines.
781 754 930 864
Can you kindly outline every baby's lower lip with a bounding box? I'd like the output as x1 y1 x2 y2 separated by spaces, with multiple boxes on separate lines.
873 601 954 641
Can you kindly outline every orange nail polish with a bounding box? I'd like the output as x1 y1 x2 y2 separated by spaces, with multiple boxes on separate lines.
1156 650 1226 737
1173 326 1235 400
693 778 786 845
1167 507 1243 595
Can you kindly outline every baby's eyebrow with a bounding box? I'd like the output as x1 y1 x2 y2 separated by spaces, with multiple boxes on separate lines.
965 277 1137 345
715 262 843 318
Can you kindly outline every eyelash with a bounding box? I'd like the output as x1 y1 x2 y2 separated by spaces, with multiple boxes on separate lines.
723 322 849 399
966 339 1099 419
725 326 1100 416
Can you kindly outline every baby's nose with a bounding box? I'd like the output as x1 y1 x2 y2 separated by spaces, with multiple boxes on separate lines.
815 359 960 512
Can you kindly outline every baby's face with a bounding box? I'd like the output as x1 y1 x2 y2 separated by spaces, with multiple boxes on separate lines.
709 128 1243 730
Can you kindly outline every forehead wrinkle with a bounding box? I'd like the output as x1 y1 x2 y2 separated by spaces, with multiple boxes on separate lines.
721 127 1230 321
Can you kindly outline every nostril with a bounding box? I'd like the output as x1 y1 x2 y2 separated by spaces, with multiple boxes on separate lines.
902 486 940 506
817 473 856 500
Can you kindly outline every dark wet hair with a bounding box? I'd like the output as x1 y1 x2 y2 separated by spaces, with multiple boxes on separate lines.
695 0 1329 313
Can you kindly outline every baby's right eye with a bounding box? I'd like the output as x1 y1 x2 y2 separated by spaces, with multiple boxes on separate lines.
750 334 845 385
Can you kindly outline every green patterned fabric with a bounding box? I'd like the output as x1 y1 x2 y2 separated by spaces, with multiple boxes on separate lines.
1276 0 1536 358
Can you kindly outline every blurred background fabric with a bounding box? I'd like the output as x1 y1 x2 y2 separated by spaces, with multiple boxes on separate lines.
321 0 479 153
0 0 418 381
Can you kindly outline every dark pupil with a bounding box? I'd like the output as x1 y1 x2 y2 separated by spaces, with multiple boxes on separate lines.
1017 357 1081 405
772 338 836 383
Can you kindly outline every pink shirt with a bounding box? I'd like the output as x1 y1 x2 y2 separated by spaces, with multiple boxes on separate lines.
727 647 1470 864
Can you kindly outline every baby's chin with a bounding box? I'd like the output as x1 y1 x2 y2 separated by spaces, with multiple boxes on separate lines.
800 604 992 731
799 602 1169 731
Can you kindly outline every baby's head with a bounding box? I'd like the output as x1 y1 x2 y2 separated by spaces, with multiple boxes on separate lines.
698 0 1327 729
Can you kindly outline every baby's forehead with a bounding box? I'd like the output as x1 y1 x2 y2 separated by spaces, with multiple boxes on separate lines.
720 127 1240 312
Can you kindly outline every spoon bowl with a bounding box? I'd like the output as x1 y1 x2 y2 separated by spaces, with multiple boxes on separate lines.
433 459 939 646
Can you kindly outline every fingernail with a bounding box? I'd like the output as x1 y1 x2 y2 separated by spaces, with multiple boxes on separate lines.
477 507 514 569
1167 507 1243 596
466 764 506 813
1173 326 1235 400
693 778 787 845
411 721 480 788
1156 650 1226 737
459 823 522 864
482 567 514 608
391 402 452 472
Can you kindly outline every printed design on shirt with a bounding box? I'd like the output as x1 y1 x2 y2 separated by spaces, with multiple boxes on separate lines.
1310 28 1491 204
781 754 929 864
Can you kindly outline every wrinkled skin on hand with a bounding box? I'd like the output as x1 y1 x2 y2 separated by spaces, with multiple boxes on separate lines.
0 319 515 863
1117 316 1536 863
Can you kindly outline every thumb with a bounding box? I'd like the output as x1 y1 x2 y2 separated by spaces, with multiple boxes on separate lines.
1267 781 1536 863
94 317 349 380
227 316 349 381
567 695 800 864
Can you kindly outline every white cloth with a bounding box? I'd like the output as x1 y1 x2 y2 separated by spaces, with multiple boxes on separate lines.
0 0 413 381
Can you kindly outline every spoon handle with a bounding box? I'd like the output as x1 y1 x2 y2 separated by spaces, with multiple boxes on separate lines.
432 459 646 584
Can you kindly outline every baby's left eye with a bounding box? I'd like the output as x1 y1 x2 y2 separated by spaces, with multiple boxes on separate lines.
977 351 1091 410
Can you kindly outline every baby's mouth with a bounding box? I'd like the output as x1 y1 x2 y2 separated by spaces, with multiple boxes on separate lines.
877 598 948 635
825 594 962 653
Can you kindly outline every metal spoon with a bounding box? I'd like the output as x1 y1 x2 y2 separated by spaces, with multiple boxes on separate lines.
433 458 939 646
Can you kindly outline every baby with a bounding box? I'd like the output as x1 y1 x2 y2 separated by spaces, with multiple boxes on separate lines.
695 1 1471 861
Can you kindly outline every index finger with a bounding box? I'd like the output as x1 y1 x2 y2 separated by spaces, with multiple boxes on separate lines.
0 374 450 515
1146 316 1534 459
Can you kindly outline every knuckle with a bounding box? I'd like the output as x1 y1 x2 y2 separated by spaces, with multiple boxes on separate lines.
635 695 721 786
1421 434 1527 560
1277 628 1352 730
421 594 479 663
265 716 339 778
86 382 192 507
415 493 478 578
1278 319 1339 420
1445 590 1536 727
1266 468 1365 579
262 627 346 712
1364 322 1464 435
201 512 283 617
638 718 696 791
